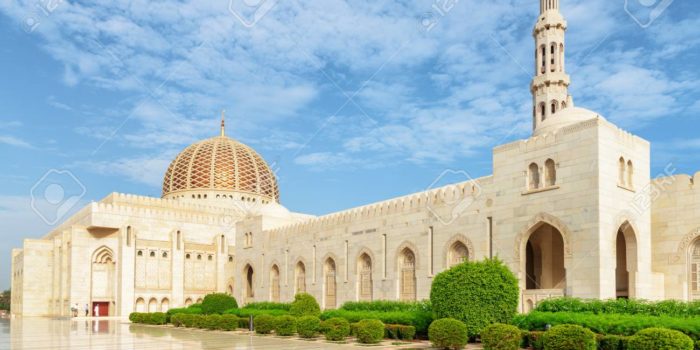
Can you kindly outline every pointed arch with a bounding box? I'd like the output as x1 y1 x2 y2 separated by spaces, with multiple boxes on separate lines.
443 234 474 269
398 247 417 301
270 264 281 302
356 251 373 302
614 218 638 298
545 159 556 187
294 260 307 294
323 257 337 309
529 163 541 190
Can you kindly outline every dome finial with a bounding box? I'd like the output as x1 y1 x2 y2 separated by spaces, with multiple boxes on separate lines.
220 109 226 137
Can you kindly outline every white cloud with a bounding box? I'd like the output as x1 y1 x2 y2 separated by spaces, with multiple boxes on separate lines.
0 135 33 149
74 153 174 188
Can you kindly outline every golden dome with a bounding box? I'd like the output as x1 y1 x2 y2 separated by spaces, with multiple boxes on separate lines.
162 130 279 202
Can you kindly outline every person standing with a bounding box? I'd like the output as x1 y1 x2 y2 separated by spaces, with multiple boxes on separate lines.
84 304 89 317
70 304 76 317
93 304 99 317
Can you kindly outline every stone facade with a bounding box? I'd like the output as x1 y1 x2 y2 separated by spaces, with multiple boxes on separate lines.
10 1 700 317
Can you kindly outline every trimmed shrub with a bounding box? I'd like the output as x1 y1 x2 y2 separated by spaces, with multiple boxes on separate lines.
513 311 700 338
203 315 222 330
356 319 385 344
297 316 321 338
220 315 239 331
274 315 297 336
428 318 468 350
322 317 351 341
385 324 416 341
254 314 276 334
536 297 700 318
171 314 184 327
340 300 431 313
238 316 250 330
542 324 596 350
598 335 628 350
289 293 321 317
192 315 206 328
481 323 522 350
627 327 693 350
201 293 238 315
430 258 519 338
320 309 432 335
129 312 141 323
149 312 167 325
166 306 202 322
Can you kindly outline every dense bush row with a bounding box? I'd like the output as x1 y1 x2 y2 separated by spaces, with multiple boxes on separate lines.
535 297 700 318
514 311 700 339
321 309 431 335
340 300 431 313
129 312 167 325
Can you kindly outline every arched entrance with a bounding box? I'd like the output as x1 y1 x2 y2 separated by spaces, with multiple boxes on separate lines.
184 298 192 307
270 265 280 302
161 298 170 312
135 298 145 312
244 264 254 302
525 223 566 290
91 246 115 317
357 253 372 301
447 241 469 267
399 248 416 301
324 258 337 309
148 298 158 313
616 222 638 298
295 262 306 294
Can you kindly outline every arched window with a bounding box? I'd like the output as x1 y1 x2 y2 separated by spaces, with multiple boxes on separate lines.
137 250 143 257
627 160 634 189
244 265 254 299
619 157 626 186
561 101 567 109
197 254 202 260
270 265 280 302
126 226 132 247
135 298 145 312
550 43 557 72
148 298 158 313
184 298 193 307
149 251 155 258
545 159 556 187
399 248 416 301
448 241 469 267
324 258 337 309
185 253 191 260
161 298 170 313
228 256 233 263
208 255 213 261
540 103 546 121
551 100 558 114
176 230 181 250
358 254 372 301
295 262 306 294
540 46 546 74
220 235 225 254
529 163 540 190
559 43 564 72
691 240 700 300
162 252 168 258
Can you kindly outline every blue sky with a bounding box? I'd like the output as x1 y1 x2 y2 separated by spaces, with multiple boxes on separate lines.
0 0 699 290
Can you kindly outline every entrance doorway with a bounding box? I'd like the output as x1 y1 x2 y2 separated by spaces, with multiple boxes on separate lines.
92 301 109 317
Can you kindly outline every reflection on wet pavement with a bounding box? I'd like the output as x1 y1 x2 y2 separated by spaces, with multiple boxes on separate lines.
0 318 366 349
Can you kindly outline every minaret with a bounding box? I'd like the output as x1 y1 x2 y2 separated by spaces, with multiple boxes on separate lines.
531 0 572 133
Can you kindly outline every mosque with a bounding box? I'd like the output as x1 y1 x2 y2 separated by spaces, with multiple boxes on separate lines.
11 0 700 317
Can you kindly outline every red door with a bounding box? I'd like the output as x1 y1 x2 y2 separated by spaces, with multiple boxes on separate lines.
92 302 110 317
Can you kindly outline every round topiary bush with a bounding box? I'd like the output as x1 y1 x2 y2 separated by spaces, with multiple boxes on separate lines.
274 315 297 336
200 293 238 315
289 293 321 317
322 317 351 341
254 314 276 334
355 319 385 344
627 327 693 350
204 315 222 330
481 323 522 350
428 318 468 350
542 324 596 350
430 258 519 338
220 314 239 331
297 315 321 338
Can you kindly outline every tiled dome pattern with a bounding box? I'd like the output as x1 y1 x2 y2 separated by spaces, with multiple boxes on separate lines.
162 136 279 202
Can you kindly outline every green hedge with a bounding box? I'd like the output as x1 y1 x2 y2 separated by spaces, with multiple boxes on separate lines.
340 300 431 313
225 308 289 318
481 323 523 350
289 293 321 317
628 327 693 350
322 317 351 341
201 293 238 315
355 319 385 344
297 316 321 338
542 324 596 350
430 258 519 338
129 312 167 325
514 311 700 339
385 324 416 341
535 297 700 318
428 318 468 350
598 334 629 350
274 315 297 336
244 302 291 311
254 314 276 334
320 309 432 335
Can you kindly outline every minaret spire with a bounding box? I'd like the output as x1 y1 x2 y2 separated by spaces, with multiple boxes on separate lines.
531 0 572 134
220 110 226 137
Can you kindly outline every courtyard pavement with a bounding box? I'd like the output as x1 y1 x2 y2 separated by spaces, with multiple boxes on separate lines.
0 317 483 349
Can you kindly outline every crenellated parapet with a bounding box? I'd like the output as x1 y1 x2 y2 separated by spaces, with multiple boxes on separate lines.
266 176 492 237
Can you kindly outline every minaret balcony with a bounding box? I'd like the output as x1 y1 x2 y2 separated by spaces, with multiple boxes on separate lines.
531 73 570 89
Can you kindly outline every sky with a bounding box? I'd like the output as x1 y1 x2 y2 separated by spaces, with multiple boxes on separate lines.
0 0 699 291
